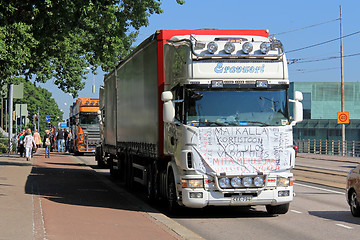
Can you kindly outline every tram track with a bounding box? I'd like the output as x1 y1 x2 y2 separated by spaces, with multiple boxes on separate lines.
292 164 348 190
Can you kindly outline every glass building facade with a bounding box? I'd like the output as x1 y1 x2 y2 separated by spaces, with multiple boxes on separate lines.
290 82 360 142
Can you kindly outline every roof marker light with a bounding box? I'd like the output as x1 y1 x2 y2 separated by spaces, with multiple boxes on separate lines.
207 41 218 54
242 42 253 54
224 42 235 54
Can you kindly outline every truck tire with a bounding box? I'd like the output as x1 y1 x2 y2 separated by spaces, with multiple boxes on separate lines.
266 203 290 215
95 146 106 168
167 169 181 215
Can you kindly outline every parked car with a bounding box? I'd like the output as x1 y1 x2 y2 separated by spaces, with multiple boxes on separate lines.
346 164 360 217
293 142 298 157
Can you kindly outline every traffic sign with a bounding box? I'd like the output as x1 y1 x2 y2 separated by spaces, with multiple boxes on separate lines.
45 116 51 122
337 112 349 124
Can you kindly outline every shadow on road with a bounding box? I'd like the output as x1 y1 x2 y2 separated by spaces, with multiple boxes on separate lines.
22 153 278 219
309 210 360 225
24 153 154 213
165 206 273 219
0 153 32 167
0 161 31 167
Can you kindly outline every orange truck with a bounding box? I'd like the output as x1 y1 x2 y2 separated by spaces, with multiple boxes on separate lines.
69 98 101 155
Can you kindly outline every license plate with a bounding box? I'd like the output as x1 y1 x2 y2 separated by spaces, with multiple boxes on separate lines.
231 196 253 204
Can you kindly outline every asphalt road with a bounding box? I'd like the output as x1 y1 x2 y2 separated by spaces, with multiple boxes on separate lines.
76 154 360 240
172 183 358 240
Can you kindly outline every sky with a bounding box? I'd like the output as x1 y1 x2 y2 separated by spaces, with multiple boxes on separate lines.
41 0 360 119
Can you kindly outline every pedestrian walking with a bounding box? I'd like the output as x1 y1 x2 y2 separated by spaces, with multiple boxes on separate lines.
24 131 36 161
17 129 26 157
57 128 64 152
43 129 51 158
33 129 41 148
66 129 72 152
64 128 69 152
50 127 56 152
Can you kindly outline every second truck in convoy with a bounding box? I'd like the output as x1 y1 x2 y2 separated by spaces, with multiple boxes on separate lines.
69 98 101 155
96 29 303 214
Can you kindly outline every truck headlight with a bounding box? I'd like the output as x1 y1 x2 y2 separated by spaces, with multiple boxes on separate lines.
231 177 242 187
242 177 253 187
181 179 204 188
242 42 253 54
277 177 293 187
189 192 203 198
219 177 231 188
260 42 271 54
224 42 235 54
254 176 265 187
207 41 218 54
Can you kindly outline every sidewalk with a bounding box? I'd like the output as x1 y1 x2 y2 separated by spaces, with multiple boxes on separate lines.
0 149 198 240
0 153 33 239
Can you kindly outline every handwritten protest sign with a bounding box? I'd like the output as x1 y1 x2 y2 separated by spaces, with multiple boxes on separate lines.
191 126 292 175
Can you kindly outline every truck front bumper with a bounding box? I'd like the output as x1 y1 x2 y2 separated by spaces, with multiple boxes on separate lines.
181 187 293 208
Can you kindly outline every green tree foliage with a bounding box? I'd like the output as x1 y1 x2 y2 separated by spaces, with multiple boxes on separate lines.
0 0 184 97
14 81 62 135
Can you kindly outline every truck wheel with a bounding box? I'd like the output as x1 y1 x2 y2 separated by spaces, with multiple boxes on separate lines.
266 203 290 215
350 190 360 217
95 146 105 168
167 170 180 215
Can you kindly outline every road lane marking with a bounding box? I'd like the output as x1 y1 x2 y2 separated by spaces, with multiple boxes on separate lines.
294 182 345 195
290 210 302 214
336 223 353 229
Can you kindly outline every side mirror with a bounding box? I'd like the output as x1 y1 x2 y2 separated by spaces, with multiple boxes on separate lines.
294 91 303 101
290 91 303 126
161 91 175 123
97 110 102 125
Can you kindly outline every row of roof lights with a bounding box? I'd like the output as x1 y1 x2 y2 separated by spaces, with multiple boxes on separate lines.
207 41 273 55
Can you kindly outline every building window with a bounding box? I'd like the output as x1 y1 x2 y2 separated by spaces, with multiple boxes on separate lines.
302 92 311 119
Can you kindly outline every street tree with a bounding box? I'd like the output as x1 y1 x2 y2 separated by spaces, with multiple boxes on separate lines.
14 81 63 134
0 0 184 97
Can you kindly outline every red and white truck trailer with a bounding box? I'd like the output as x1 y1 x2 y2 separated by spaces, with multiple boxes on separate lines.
97 29 303 214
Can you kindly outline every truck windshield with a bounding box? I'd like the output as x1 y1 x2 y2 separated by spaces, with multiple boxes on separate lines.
185 89 289 127
79 113 98 125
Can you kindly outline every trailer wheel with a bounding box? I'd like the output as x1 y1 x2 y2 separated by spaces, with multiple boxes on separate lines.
95 146 106 168
167 169 180 215
266 203 290 215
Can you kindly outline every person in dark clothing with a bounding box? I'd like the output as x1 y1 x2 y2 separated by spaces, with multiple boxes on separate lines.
50 127 57 152
57 128 64 152
64 129 69 152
